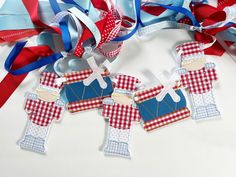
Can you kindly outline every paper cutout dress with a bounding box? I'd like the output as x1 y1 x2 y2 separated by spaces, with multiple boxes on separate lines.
176 41 220 120
19 72 65 153
102 75 141 158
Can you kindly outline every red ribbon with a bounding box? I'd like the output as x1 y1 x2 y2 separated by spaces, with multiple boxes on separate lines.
0 46 54 107
91 0 109 12
22 0 61 34
190 1 236 56
73 9 118 57
0 29 43 43
217 0 236 10
141 4 171 16
0 0 61 43
0 0 60 108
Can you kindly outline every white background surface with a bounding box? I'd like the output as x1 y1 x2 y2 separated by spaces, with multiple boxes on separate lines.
1 1 236 177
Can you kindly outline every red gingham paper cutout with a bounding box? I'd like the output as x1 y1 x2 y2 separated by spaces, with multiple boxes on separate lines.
67 96 110 113
63 69 110 84
40 72 62 89
180 67 217 94
135 84 180 103
143 108 190 132
25 99 64 126
102 103 141 129
176 41 204 60
114 75 140 91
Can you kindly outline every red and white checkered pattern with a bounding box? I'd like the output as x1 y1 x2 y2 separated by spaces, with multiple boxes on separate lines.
40 72 62 91
178 17 192 25
105 21 121 42
98 17 123 58
103 103 141 129
74 8 119 57
143 108 190 132
67 96 109 113
114 75 140 92
98 10 116 47
98 42 122 58
135 84 180 103
176 41 204 61
180 67 217 94
63 69 110 84
24 98 64 126
101 7 122 43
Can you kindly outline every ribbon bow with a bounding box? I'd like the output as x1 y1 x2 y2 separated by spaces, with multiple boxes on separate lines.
155 72 180 103
83 57 111 89
191 1 236 56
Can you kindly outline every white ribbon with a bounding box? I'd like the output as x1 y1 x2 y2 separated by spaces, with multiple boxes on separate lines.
137 5 236 38
202 5 236 30
51 10 83 49
216 33 236 62
223 5 236 24
202 35 216 49
83 57 111 89
155 72 180 103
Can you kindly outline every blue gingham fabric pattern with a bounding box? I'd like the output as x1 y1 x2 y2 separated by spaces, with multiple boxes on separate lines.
103 126 131 158
190 90 220 120
19 120 50 154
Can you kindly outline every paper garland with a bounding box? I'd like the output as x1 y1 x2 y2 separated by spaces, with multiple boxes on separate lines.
0 0 234 158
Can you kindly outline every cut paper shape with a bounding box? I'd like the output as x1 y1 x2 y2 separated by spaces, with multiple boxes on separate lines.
135 83 190 132
19 72 65 154
102 75 141 158
154 72 181 102
62 68 113 113
83 56 111 89
176 41 220 120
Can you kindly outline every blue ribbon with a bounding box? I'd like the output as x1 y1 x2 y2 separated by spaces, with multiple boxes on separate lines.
4 42 63 75
48 0 94 52
60 21 73 52
49 0 61 14
61 0 89 14
49 0 88 14
49 0 75 52
113 0 200 41
191 0 208 5
4 42 27 70
113 0 142 41
143 2 200 27
45 0 100 53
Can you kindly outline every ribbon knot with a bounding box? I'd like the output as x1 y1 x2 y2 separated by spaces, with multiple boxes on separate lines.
155 72 181 103
83 57 111 89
